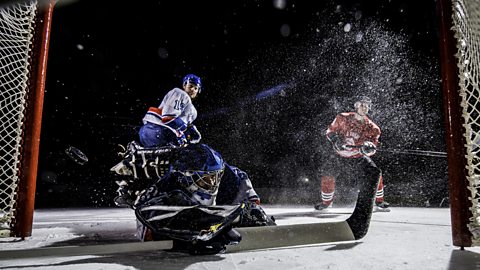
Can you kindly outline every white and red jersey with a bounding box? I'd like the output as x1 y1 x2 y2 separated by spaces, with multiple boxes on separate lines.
326 112 381 158
142 88 197 134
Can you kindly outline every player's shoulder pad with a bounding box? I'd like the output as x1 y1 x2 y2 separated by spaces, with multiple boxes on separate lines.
365 117 380 128
170 87 190 99
339 112 355 117
366 118 381 133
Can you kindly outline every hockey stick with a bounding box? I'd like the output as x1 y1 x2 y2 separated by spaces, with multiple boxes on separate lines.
229 146 380 249
0 221 356 259
0 200 365 259
228 221 355 252
330 144 383 238
376 148 447 158
229 166 377 251
342 144 447 158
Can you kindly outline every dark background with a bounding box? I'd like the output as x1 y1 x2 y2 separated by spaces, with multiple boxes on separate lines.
36 0 447 208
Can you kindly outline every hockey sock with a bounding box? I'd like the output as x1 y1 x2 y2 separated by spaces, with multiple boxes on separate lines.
321 176 335 205
375 174 384 203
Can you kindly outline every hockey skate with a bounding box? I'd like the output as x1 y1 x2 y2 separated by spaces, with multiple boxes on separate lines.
314 202 332 211
114 194 135 208
113 181 136 208
373 201 391 212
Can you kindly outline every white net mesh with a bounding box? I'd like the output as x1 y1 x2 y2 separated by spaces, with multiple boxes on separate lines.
0 1 37 235
451 0 480 246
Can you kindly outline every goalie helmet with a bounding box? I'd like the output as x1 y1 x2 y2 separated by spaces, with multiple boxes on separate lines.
173 144 224 205
354 96 372 110
182 74 202 93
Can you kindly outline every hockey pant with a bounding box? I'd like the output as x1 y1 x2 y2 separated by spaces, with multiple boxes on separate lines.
139 122 183 148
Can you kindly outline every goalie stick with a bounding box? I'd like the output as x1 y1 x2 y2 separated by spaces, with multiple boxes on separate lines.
4 144 374 258
0 176 379 259
0 222 355 259
0 184 376 259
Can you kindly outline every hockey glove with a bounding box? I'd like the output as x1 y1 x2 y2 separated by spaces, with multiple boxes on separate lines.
184 124 202 144
165 117 188 146
360 141 376 156
328 133 348 151
165 117 187 133
177 134 187 146
236 202 277 227
333 140 349 151
326 132 340 144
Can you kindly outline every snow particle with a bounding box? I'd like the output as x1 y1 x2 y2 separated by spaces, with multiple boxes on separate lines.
157 47 169 59
280 24 291 37
355 32 364 42
343 23 352 32
273 0 286 10
335 5 342 13
76 44 84 50
355 11 362 20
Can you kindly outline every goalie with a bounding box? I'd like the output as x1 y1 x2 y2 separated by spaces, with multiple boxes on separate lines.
111 143 275 254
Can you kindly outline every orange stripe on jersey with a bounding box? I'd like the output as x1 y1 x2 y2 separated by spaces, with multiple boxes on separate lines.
161 116 174 123
147 107 162 115
147 107 175 123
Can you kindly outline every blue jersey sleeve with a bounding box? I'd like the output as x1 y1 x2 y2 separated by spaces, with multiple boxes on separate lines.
216 164 260 204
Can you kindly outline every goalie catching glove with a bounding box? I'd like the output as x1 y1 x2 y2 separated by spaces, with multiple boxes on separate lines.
360 141 376 156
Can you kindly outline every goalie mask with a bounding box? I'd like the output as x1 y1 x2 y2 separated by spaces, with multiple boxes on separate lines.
173 144 224 206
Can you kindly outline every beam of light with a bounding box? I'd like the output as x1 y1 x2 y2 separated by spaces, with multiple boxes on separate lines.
255 83 290 101
201 82 295 119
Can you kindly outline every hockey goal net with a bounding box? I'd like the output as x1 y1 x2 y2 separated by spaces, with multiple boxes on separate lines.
439 0 480 247
0 0 53 238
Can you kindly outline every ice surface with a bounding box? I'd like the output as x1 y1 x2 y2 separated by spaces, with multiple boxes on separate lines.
1 206 480 269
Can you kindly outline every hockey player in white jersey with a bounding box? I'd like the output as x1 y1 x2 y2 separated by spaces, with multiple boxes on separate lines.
112 74 202 206
139 74 202 147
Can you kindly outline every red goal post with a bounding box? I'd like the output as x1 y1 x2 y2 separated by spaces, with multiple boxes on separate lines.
438 0 480 248
0 0 54 238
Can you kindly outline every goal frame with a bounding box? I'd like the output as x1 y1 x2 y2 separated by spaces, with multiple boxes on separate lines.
438 0 479 248
2 0 477 249
2 1 54 238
